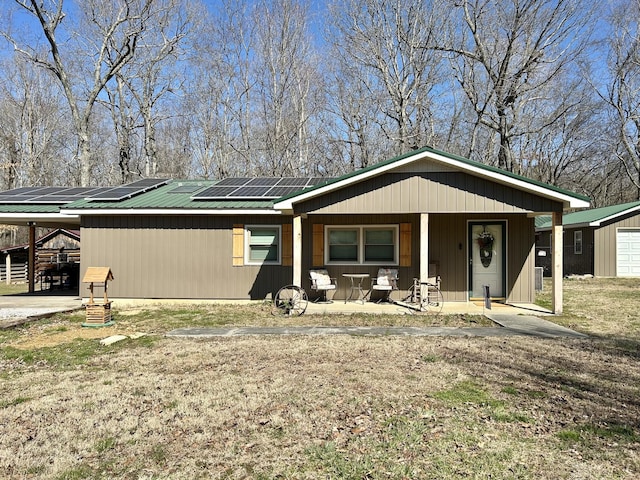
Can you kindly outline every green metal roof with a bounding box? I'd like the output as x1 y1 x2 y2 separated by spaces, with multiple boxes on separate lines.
0 146 591 216
0 204 65 214
63 180 275 211
535 216 551 229
536 200 640 230
276 145 591 204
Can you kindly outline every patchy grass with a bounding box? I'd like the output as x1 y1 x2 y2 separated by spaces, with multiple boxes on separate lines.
537 277 640 338
0 283 28 296
0 278 639 479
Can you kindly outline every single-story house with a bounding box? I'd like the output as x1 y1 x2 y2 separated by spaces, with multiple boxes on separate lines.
0 147 590 312
536 200 640 277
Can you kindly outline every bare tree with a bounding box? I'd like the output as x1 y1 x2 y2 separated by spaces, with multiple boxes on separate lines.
103 75 141 183
443 0 593 172
3 0 158 186
118 0 193 179
253 0 321 176
0 57 70 187
327 0 447 157
598 0 640 199
323 58 386 169
186 0 256 178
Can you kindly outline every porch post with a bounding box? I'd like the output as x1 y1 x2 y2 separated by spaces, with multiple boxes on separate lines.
28 222 36 293
420 213 429 281
292 215 302 287
551 211 563 314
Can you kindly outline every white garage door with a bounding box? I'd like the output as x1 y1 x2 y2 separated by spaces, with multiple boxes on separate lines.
617 229 640 277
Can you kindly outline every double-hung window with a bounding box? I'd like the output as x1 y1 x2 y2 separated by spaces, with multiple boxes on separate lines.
326 225 398 264
328 228 359 262
245 225 281 264
574 230 583 255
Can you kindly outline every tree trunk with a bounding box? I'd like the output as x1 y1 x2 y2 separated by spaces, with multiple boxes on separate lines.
79 130 92 187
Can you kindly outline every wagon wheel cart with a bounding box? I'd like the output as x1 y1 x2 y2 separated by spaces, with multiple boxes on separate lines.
272 285 308 316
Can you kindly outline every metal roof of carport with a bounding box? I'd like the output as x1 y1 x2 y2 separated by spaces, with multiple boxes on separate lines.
0 210 80 228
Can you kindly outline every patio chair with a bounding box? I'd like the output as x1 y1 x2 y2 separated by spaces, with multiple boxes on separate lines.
370 268 398 303
309 268 338 303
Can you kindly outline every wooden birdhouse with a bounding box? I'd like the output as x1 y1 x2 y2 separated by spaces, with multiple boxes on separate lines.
82 267 114 326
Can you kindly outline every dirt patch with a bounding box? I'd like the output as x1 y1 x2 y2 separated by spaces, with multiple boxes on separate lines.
7 320 146 350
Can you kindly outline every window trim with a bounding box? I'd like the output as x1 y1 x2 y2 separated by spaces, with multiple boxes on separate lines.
574 230 583 255
324 225 399 265
244 225 282 265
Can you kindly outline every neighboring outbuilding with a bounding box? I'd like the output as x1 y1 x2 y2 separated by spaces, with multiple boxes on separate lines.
1 228 80 287
0 147 590 312
536 200 640 277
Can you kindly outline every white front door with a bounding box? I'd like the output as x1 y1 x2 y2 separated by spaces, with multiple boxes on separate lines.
469 222 505 299
617 229 640 277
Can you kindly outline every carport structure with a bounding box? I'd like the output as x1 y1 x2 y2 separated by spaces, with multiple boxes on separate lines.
0 205 81 293
0 181 164 294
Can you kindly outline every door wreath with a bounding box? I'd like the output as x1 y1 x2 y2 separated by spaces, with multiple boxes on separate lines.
477 230 494 268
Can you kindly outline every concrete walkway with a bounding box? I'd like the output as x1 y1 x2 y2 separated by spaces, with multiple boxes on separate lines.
0 293 586 339
167 316 587 339
486 314 587 338
0 292 84 328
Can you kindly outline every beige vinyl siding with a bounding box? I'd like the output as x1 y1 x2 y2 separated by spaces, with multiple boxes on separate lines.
594 214 640 276
296 173 562 215
506 215 536 303
429 214 468 302
81 215 292 299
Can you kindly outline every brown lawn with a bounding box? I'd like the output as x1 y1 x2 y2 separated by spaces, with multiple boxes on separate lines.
0 277 638 479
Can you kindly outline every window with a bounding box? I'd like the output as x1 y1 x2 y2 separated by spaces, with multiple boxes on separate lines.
245 225 281 264
326 225 398 264
574 230 583 255
364 228 395 262
328 228 359 262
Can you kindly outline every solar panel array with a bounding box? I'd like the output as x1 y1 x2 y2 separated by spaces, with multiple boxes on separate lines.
0 186 111 204
0 178 170 204
191 177 333 200
0 177 333 205
86 178 170 201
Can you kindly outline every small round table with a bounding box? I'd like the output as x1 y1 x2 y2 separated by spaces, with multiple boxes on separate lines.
342 273 370 304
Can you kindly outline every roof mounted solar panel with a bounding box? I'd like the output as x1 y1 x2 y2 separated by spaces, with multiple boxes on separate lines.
87 187 143 201
86 178 170 201
126 178 171 188
29 195 89 204
232 186 273 197
265 186 305 197
246 177 280 186
191 176 328 200
30 187 67 195
277 177 310 186
191 186 240 198
0 182 170 204
0 195 41 203
214 177 252 186
0 187 44 196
